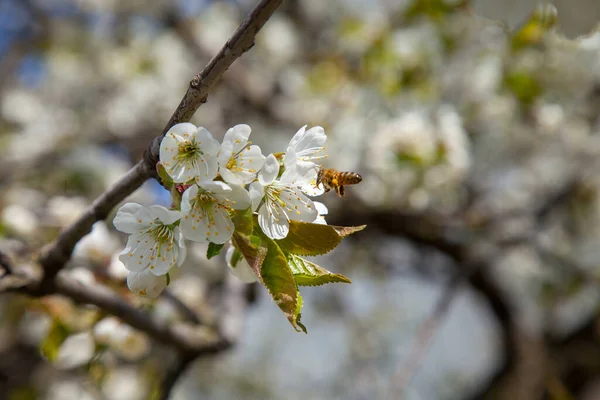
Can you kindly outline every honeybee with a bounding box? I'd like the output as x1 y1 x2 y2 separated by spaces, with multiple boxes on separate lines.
316 168 362 197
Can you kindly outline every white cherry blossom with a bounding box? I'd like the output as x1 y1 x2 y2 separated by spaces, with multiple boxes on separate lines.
180 181 251 244
284 125 327 166
225 244 258 283
284 125 328 196
218 124 265 185
114 203 186 277
126 269 168 299
159 122 220 183
250 154 318 239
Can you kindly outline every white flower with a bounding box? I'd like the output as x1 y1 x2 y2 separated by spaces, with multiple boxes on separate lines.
126 269 168 299
180 181 251 244
225 244 258 283
250 154 318 239
159 123 220 183
285 125 327 166
114 203 186 277
284 125 328 196
313 201 328 225
218 124 265 185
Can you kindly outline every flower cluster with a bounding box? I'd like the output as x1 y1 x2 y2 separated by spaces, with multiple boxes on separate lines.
114 123 329 297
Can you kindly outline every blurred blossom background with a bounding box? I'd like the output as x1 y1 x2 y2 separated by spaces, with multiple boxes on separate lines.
1 0 600 399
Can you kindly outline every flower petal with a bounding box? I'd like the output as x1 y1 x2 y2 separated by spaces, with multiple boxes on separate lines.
211 184 250 210
148 205 180 225
258 203 289 239
219 167 242 185
314 201 328 225
281 160 324 196
148 242 176 276
249 182 265 211
175 227 187 267
287 125 307 153
278 187 318 222
205 204 234 244
195 127 220 156
179 208 209 243
160 123 199 182
198 180 232 194
287 125 327 162
226 245 258 283
113 203 152 234
127 270 167 298
181 184 199 215
193 153 218 183
259 154 280 185
283 146 297 170
168 122 198 137
226 124 252 154
314 201 328 216
119 233 156 272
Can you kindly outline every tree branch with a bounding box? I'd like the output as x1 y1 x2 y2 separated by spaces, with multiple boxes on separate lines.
36 0 284 284
39 161 151 283
146 0 284 169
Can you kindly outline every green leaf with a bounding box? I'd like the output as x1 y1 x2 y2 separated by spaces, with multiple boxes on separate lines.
232 232 267 275
235 230 304 332
207 243 225 259
233 206 254 236
156 162 174 189
40 319 70 362
287 254 352 287
261 238 305 332
275 220 366 256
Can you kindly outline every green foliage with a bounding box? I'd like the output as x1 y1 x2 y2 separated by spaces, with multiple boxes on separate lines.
232 232 267 273
206 243 225 259
40 319 70 362
232 219 364 332
156 162 174 190
275 220 365 256
287 254 351 287
233 206 254 236
261 237 305 332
